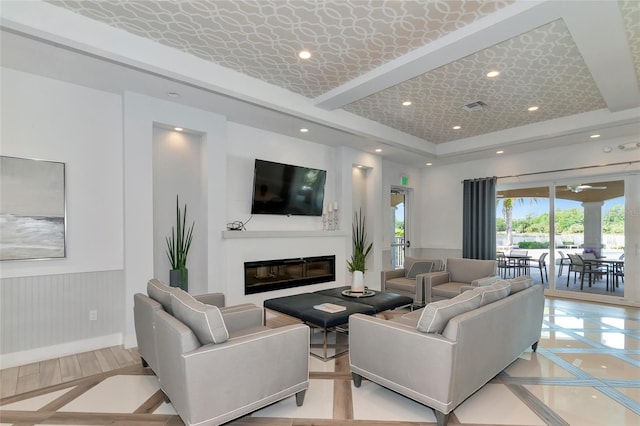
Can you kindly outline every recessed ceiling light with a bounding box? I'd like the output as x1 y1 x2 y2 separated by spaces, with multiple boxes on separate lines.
426 162 433 166
299 128 309 133
486 70 500 78
603 146 612 153
402 101 412 106
375 148 382 152
528 106 539 111
590 134 601 139
452 125 461 130
174 127 183 132
167 92 180 98
298 50 311 59
496 150 504 154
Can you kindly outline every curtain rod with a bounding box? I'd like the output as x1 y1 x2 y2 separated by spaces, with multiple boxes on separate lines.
495 160 640 180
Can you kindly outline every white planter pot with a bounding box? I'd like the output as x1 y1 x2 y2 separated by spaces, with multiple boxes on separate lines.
351 270 365 292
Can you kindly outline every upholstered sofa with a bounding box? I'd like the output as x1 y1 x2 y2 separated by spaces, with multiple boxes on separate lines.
134 279 310 425
349 276 544 426
381 257 445 306
423 257 498 302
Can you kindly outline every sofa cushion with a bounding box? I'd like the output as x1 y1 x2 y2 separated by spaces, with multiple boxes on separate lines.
170 291 229 345
147 279 176 315
508 276 534 293
417 290 482 333
406 261 433 278
432 281 469 299
404 257 444 276
477 281 511 306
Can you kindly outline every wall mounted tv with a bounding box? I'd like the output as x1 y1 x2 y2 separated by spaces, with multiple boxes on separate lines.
251 159 326 216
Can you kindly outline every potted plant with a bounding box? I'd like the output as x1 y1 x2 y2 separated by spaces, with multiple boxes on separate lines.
347 208 373 291
166 195 194 291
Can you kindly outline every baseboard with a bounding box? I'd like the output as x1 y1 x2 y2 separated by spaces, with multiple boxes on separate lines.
0 333 123 369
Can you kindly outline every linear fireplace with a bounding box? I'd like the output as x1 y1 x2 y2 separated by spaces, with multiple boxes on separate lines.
244 255 336 295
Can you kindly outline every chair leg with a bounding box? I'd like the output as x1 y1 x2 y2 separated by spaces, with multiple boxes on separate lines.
435 410 450 426
295 389 306 406
352 372 362 388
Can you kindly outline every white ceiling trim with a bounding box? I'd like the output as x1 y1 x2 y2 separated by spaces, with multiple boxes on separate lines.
562 1 640 111
436 107 640 157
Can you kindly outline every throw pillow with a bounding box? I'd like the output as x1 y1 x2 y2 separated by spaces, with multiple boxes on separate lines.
170 292 229 345
406 261 433 279
478 281 511 306
508 276 534 293
417 290 482 334
147 279 176 314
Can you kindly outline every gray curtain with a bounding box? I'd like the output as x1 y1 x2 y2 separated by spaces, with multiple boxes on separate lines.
462 177 496 260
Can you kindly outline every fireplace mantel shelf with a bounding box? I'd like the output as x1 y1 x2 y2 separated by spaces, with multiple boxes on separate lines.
222 230 347 239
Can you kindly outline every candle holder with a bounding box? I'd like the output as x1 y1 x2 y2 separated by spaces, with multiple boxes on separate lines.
332 208 339 230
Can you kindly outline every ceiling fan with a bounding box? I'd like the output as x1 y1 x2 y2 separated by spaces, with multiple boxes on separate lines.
565 184 607 193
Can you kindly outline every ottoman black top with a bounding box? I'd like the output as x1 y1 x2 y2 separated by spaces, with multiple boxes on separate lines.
263 292 375 328
314 286 413 313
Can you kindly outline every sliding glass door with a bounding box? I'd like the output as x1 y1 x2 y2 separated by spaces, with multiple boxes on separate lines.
555 180 625 297
497 179 625 300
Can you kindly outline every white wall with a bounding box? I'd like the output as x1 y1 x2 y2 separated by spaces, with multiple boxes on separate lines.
0 68 124 277
420 139 640 305
123 92 228 346
152 127 206 291
0 68 125 365
222 123 349 305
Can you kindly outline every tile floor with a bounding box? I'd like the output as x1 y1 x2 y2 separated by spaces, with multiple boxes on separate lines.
0 297 638 425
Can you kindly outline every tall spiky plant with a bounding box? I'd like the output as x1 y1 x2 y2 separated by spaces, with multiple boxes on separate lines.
347 208 373 273
165 196 194 276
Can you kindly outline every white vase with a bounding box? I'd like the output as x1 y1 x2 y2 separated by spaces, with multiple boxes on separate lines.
351 270 365 292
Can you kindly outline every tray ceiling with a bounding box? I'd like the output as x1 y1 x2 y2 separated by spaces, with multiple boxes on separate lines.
3 0 639 165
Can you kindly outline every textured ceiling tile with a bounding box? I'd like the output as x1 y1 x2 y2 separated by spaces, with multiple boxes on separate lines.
46 0 514 97
343 20 607 143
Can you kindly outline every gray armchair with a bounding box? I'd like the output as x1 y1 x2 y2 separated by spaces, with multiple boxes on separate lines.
134 279 260 373
423 258 498 302
381 257 444 306
154 296 309 425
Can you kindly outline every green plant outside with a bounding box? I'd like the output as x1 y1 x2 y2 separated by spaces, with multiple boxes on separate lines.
347 208 373 273
165 195 194 275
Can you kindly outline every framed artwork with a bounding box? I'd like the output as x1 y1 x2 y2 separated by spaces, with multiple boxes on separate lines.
1 156 66 261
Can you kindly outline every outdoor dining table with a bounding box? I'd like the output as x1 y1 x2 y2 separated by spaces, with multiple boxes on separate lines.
503 254 532 277
582 258 624 291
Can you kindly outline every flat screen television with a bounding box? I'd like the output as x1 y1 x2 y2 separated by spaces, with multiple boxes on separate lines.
251 159 326 216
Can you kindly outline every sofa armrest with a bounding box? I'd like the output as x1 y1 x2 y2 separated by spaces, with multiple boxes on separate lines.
194 292 225 307
349 314 456 413
179 324 310 424
420 271 451 303
380 268 405 292
220 304 263 333
470 275 500 287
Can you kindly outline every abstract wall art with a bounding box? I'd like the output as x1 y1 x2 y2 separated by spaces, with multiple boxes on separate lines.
1 156 66 260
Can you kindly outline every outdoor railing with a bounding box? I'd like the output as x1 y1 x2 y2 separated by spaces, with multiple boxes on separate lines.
391 236 404 269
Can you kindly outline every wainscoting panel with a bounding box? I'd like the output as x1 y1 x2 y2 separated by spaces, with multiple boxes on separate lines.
0 270 125 354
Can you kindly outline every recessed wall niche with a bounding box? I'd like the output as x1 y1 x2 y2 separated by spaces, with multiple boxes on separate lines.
152 126 206 294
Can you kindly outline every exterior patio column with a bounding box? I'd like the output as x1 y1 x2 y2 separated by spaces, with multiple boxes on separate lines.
582 201 604 256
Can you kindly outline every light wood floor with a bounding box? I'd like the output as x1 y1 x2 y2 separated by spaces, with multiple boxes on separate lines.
0 345 140 398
